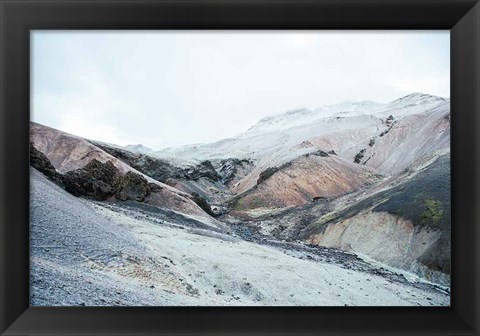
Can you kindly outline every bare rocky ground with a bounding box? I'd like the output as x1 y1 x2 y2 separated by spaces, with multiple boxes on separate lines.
30 168 449 306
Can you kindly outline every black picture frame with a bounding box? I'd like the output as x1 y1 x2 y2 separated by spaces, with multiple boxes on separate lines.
1 0 479 335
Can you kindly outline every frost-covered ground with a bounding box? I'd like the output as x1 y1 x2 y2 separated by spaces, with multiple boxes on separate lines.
30 168 449 306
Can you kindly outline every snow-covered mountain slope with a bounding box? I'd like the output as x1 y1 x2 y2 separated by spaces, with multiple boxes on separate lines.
152 93 449 176
30 122 213 218
247 93 445 135
377 92 449 118
110 93 449 209
154 112 384 166
125 144 154 154
246 100 383 135
356 101 450 174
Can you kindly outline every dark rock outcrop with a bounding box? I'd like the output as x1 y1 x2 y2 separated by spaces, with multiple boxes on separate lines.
63 159 119 201
353 149 366 164
256 162 293 185
30 142 64 186
92 141 186 183
114 171 151 202
257 167 278 185
184 160 222 182
94 141 255 191
385 115 395 125
190 192 216 217
62 158 162 202
148 182 163 193
217 158 254 185
306 150 329 157
379 119 396 137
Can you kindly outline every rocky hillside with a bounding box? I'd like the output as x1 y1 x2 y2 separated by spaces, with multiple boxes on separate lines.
30 122 215 219
30 167 449 306
230 152 380 210
150 93 449 198
91 140 254 208
30 92 451 294
304 154 450 286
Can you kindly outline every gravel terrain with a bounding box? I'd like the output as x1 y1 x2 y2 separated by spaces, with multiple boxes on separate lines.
30 168 449 306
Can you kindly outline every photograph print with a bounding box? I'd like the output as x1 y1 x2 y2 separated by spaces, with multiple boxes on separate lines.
30 31 450 306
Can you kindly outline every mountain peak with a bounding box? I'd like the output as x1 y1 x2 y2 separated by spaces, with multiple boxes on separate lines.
249 100 383 134
389 92 447 104
125 144 152 153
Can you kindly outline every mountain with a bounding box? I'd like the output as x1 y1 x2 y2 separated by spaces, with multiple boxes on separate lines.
149 93 449 209
303 153 451 285
125 144 154 154
151 94 448 191
30 93 451 306
153 93 447 163
30 122 219 220
152 93 449 284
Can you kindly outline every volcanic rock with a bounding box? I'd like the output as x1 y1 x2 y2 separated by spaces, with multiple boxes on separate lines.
30 142 64 186
63 159 119 201
114 171 151 202
184 160 222 182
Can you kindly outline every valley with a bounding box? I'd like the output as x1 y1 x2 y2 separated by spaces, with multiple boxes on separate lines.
30 93 451 306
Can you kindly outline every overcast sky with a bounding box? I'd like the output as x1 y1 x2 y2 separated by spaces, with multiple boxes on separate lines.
32 31 449 149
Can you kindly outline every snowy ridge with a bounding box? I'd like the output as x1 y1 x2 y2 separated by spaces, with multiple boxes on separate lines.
125 144 153 154
150 93 446 164
248 100 384 135
149 93 448 171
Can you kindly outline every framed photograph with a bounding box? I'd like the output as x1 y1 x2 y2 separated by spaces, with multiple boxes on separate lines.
1 0 479 335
